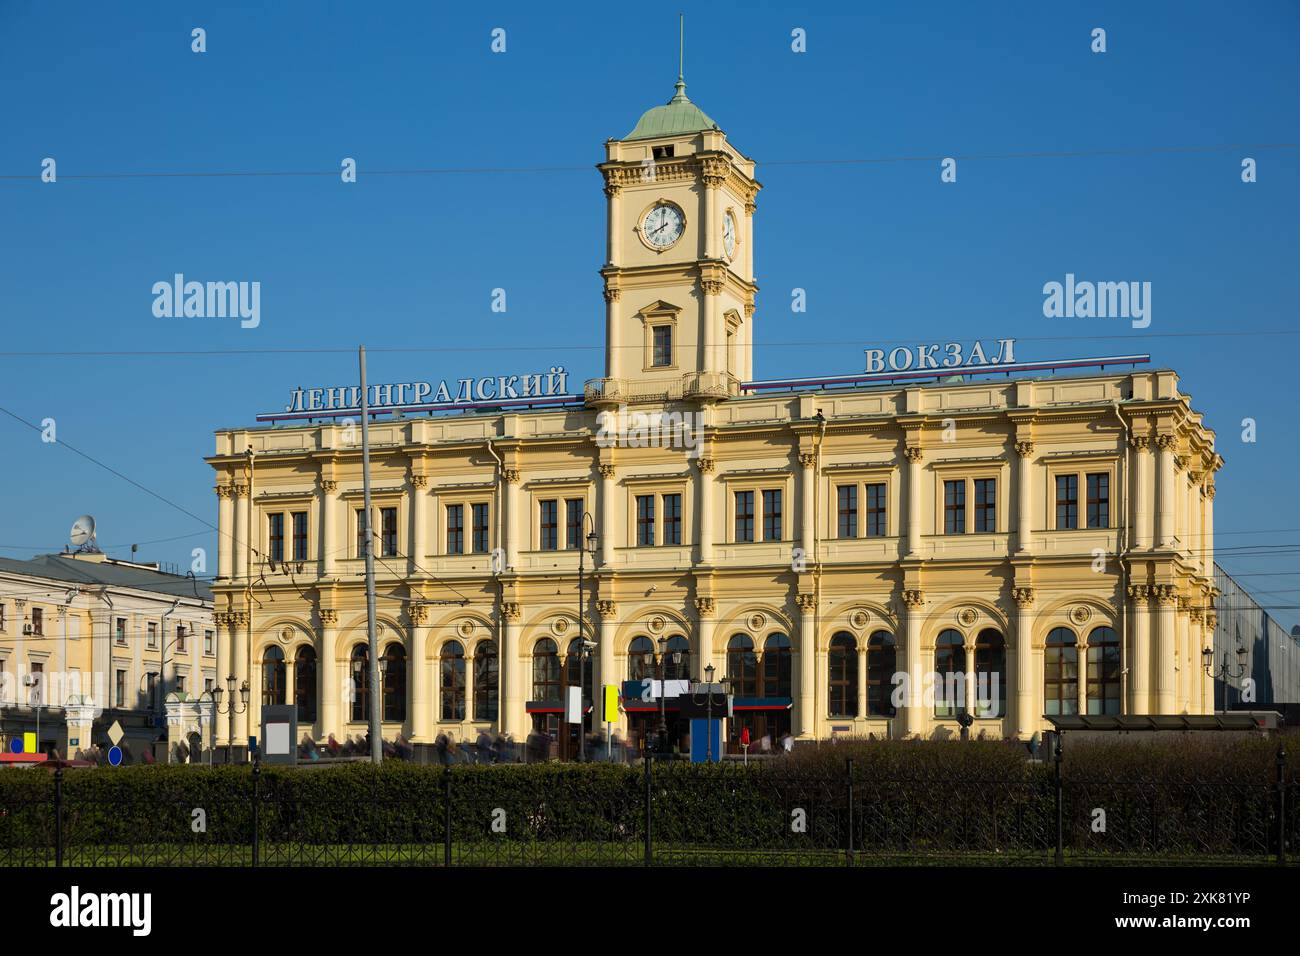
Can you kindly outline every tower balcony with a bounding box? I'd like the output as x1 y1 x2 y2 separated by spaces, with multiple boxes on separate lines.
584 371 740 407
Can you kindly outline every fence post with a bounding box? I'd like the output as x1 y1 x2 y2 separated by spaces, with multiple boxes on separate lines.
251 753 260 868
845 758 854 867
443 765 452 868
1277 741 1288 866
1053 731 1064 866
643 746 653 866
53 765 64 867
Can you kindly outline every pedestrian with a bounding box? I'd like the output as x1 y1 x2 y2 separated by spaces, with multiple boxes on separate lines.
435 733 450 767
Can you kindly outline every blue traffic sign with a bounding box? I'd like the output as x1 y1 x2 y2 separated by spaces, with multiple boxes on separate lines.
107 746 123 766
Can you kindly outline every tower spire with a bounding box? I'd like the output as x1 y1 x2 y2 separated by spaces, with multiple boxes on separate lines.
671 13 688 103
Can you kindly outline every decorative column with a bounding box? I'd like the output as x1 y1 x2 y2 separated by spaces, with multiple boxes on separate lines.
1187 470 1203 569
319 478 338 577
692 597 714 682
1126 585 1151 714
1131 436 1152 550
1189 607 1204 714
1013 587 1036 738
697 456 715 563
1175 455 1190 557
232 610 250 745
856 642 868 722
796 592 817 738
904 446 923 556
902 589 925 736
1154 585 1177 713
504 468 522 570
233 483 249 580
501 602 524 737
1176 596 1191 713
1014 441 1035 553
1202 611 1218 713
1155 435 1176 549
214 612 232 745
318 608 338 742
410 473 428 574
701 271 724 374
964 633 978 718
799 451 816 560
599 462 616 568
216 485 234 579
408 604 431 742
602 285 620 381
1203 479 1216 579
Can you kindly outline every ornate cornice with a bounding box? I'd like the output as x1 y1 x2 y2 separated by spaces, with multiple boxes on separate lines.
319 608 338 626
597 599 617 619
798 452 817 468
215 485 233 499
233 484 249 498
408 603 429 626
503 468 521 484
598 463 616 480
1154 434 1176 452
696 457 715 474
411 474 428 490
320 479 338 494
1130 435 1150 451
1155 584 1179 606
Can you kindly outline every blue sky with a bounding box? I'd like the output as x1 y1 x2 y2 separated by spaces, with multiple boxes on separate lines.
1 1 1297 624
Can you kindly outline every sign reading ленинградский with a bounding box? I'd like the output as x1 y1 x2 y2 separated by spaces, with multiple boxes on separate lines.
276 366 572 417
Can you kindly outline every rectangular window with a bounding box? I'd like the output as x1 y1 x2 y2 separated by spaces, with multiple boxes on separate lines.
31 607 42 636
176 675 186 695
115 617 127 645
636 495 656 546
356 508 367 557
762 489 782 541
380 507 397 557
446 504 464 554
837 485 858 539
1056 475 1079 530
268 512 285 562
291 511 308 561
204 630 214 655
974 478 996 533
115 669 126 708
539 500 558 551
204 677 214 694
147 622 158 649
566 498 584 550
662 493 682 545
865 483 886 537
944 480 966 534
1086 473 1110 529
471 503 490 554
176 625 187 654
735 491 755 542
145 672 157 709
0 603 5 632
651 325 672 367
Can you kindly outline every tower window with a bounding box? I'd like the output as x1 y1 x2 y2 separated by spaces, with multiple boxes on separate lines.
651 326 673 367
652 145 675 160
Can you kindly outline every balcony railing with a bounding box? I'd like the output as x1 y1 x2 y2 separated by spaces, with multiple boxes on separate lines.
584 371 740 405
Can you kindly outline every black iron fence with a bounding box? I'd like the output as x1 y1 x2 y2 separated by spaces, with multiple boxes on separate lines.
0 754 1293 867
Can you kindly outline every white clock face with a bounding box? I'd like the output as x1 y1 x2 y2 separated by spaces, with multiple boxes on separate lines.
723 211 737 258
642 203 684 248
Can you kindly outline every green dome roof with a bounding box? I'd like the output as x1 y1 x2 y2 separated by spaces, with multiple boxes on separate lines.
625 79 719 141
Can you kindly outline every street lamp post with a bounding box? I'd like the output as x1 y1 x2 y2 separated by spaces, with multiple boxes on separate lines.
23 675 41 757
212 676 250 763
576 515 598 762
1202 643 1248 714
689 663 728 763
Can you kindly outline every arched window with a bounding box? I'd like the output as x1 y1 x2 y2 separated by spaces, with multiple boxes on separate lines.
294 646 317 723
532 638 560 701
934 629 966 718
628 637 655 681
664 635 691 681
473 639 498 722
828 632 858 717
761 633 792 698
383 643 407 722
262 645 285 707
867 631 897 716
440 640 466 721
1045 627 1079 716
974 629 1006 718
350 643 369 721
727 634 758 696
1086 626 1121 715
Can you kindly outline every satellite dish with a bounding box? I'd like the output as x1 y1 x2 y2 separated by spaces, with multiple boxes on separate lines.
70 515 99 552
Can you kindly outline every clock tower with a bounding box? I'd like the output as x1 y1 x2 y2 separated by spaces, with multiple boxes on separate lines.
592 73 760 404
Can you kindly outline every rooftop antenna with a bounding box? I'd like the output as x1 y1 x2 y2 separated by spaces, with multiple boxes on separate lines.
671 13 688 102
69 514 99 554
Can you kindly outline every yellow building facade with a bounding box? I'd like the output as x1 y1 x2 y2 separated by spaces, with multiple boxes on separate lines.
207 79 1221 753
